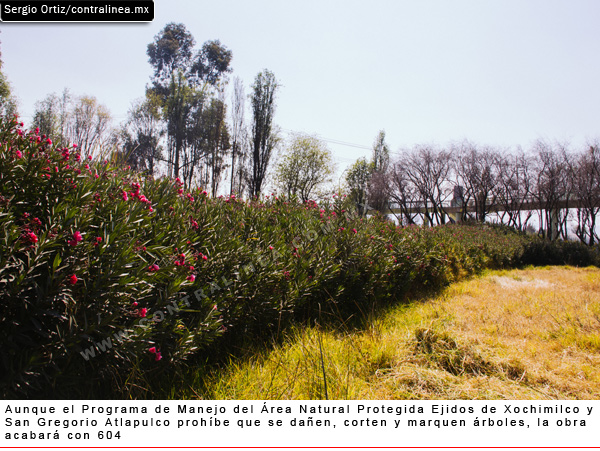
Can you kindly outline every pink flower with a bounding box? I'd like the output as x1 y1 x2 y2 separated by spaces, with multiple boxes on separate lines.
149 347 162 361
69 274 78 285
148 264 160 272
187 275 196 282
352 228 357 234
26 231 38 243
138 308 148 318
69 231 83 246
122 191 128 201
35 127 39 134
15 150 22 158
132 302 138 307
46 138 52 145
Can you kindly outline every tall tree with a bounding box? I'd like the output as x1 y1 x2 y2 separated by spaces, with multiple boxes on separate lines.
572 144 600 245
249 70 279 197
67 95 112 157
187 94 230 196
0 37 17 117
230 77 246 195
275 134 334 202
119 95 164 174
147 23 232 181
531 140 572 240
369 130 391 212
372 130 390 173
453 141 499 222
32 90 111 156
345 157 373 216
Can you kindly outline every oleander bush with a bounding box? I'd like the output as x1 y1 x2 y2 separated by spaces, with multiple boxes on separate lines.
0 116 595 399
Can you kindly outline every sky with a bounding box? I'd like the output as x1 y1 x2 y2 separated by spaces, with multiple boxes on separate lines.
2 0 600 176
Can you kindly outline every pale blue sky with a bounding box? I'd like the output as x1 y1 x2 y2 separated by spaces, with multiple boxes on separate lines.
2 0 600 170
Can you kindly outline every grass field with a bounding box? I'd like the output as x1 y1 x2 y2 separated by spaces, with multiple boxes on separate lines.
198 266 600 400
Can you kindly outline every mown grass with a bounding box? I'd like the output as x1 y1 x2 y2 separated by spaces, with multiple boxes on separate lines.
197 266 600 400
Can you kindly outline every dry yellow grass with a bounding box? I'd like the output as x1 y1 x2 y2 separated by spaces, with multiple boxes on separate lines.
202 266 600 400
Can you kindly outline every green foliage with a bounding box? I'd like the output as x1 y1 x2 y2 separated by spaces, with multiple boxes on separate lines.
0 117 592 398
275 134 334 202
146 23 232 182
249 69 279 197
520 237 600 267
0 53 17 118
345 157 373 215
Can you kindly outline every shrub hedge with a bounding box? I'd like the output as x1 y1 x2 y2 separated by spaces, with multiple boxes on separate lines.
1 117 597 398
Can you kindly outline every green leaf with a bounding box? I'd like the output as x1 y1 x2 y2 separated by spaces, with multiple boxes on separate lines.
52 253 62 271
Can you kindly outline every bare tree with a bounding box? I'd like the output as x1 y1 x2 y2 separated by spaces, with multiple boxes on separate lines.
572 143 600 245
530 140 572 240
389 161 420 225
67 95 112 158
32 89 71 146
453 141 500 222
400 145 452 226
493 149 533 231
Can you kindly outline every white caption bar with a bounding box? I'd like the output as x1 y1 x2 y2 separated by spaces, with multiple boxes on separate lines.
1 400 598 448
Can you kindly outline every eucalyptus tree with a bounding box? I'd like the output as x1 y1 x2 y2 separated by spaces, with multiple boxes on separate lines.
147 23 232 183
185 95 230 196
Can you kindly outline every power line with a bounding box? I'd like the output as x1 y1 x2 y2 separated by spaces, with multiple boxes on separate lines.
279 128 372 151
